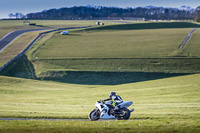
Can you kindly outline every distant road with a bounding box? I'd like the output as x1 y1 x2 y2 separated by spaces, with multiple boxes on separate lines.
179 28 198 49
106 20 133 24
0 29 47 52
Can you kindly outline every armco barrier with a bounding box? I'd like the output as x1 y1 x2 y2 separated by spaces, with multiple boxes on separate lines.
0 26 91 72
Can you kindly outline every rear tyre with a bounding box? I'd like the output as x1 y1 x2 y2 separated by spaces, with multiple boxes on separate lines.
116 108 130 120
89 109 100 121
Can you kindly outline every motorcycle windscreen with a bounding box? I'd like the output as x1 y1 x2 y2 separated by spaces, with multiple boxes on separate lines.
119 101 133 108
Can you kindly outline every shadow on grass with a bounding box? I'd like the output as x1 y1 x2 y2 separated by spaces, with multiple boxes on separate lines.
60 33 81 36
0 55 37 79
89 22 200 31
0 56 188 85
39 71 187 85
29 24 51 28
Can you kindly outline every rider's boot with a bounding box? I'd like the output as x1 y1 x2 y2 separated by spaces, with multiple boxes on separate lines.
110 109 114 115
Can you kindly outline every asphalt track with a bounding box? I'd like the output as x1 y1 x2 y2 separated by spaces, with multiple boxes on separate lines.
179 28 198 49
0 118 90 121
0 118 148 121
0 26 91 53
0 29 47 52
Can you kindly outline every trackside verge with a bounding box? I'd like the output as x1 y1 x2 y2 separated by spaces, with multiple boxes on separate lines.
0 26 91 72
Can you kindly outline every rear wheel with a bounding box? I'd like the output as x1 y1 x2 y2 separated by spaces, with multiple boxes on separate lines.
116 108 130 120
89 109 100 121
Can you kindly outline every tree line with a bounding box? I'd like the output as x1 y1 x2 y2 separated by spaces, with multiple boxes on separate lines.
195 6 200 22
9 6 200 21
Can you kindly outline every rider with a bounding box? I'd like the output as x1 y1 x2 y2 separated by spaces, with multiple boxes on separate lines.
101 92 123 111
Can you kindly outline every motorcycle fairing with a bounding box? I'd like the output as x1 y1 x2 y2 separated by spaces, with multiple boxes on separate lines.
118 101 133 108
95 101 115 119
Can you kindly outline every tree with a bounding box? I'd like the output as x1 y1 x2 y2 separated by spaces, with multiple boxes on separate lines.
8 13 15 18
25 6 196 20
195 6 200 22
15 13 25 19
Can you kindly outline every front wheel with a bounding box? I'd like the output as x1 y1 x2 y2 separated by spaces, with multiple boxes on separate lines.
116 108 130 120
88 109 100 121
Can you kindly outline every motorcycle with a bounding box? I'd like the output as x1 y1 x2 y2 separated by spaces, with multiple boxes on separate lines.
89 100 134 121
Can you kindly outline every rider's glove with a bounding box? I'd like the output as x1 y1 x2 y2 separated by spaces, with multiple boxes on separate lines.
112 101 116 106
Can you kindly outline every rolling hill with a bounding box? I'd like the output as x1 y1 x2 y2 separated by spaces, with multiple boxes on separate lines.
0 73 200 132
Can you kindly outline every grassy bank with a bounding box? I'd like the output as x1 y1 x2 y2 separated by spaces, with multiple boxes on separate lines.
1 21 200 133
33 58 200 73
1 22 199 82
23 23 200 77
87 22 200 31
0 118 199 133
0 74 199 119
179 28 200 57
33 28 191 59
0 31 44 67
0 20 116 39
0 73 200 132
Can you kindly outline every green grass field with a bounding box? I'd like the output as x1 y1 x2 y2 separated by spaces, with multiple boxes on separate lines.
0 20 99 67
0 31 44 67
0 73 200 132
0 20 120 39
0 20 31 39
20 22 200 78
1 21 200 132
88 22 200 31
179 28 200 57
0 20 93 40
0 20 122 68
32 22 200 59
1 22 200 84
33 28 191 59
0 20 46 39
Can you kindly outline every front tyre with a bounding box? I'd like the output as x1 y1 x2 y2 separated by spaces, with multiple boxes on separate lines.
89 109 100 121
116 108 130 120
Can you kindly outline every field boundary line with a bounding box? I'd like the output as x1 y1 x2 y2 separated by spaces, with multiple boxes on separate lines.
0 26 91 72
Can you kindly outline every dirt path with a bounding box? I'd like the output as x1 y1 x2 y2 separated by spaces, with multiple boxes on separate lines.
179 28 198 49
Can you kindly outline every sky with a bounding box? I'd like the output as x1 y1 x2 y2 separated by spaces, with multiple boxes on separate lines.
0 0 200 19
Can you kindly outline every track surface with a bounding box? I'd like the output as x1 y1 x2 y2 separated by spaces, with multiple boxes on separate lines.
0 29 47 52
0 118 147 121
179 28 197 49
0 118 90 121
0 26 91 53
0 118 118 121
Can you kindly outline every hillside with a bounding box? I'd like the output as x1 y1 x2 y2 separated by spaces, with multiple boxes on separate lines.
0 21 200 133
30 22 200 75
0 20 97 39
1 22 200 83
0 73 199 132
